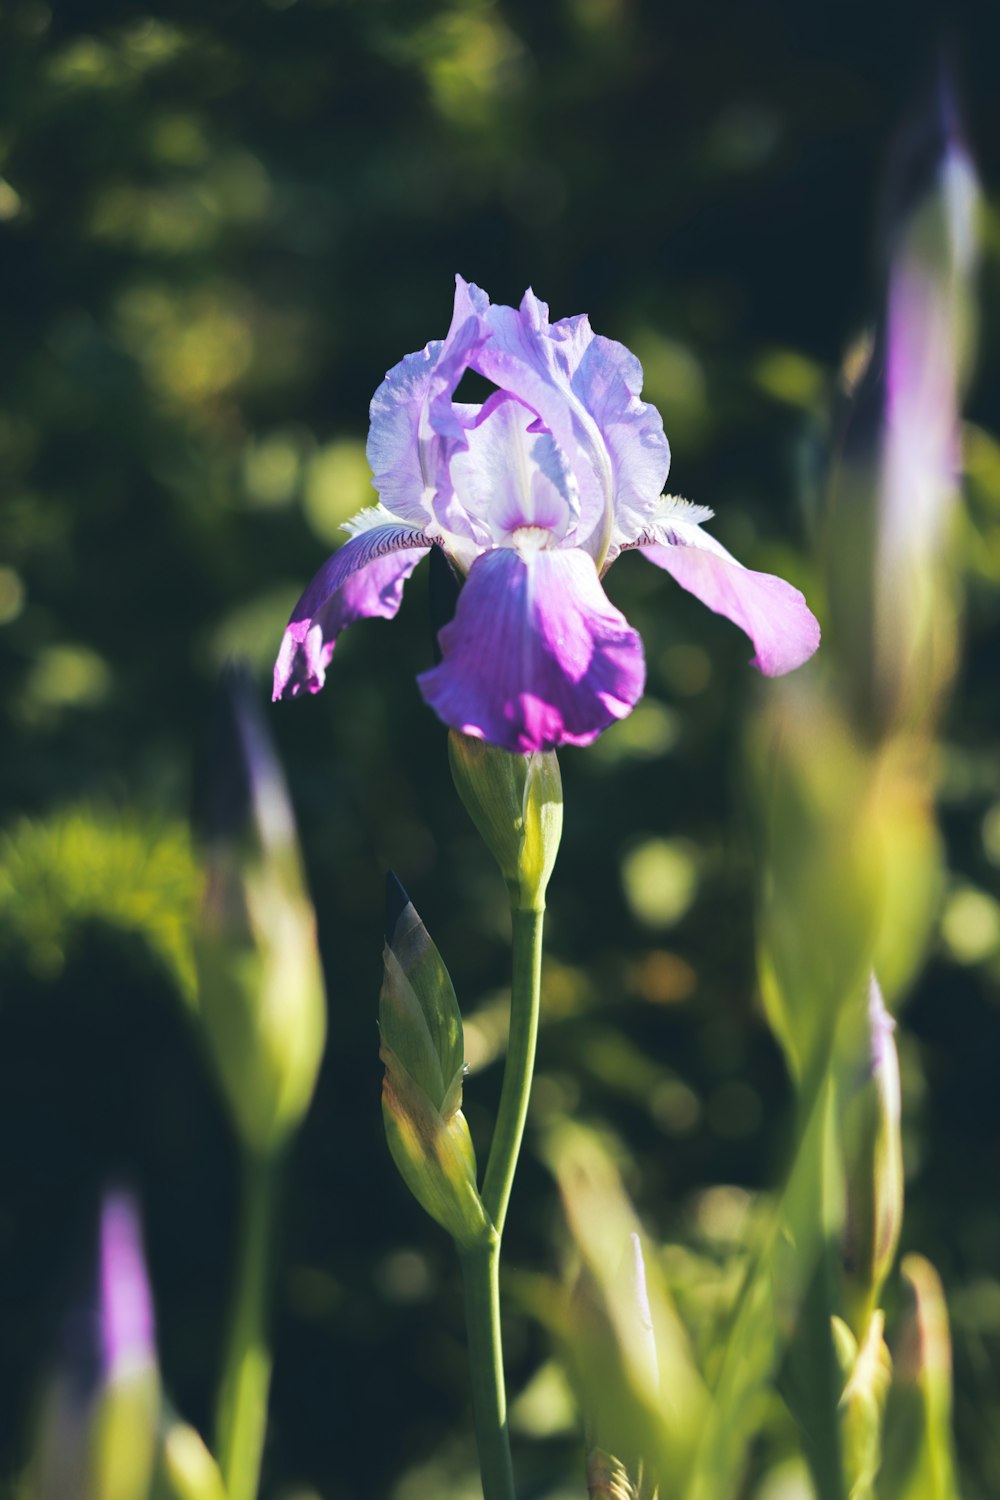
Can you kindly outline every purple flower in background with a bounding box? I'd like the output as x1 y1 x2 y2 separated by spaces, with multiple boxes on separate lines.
31 1193 157 1500
874 78 978 709
100 1191 156 1381
274 279 820 753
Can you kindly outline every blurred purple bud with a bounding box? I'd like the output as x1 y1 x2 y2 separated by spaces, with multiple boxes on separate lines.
866 972 898 1090
31 1196 159 1500
830 65 979 737
100 1193 156 1382
880 64 976 275
874 66 979 723
193 665 327 1157
195 663 296 858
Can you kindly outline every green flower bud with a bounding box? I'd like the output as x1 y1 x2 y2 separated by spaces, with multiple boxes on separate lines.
550 1123 704 1491
194 668 326 1158
586 1448 639 1500
880 1255 961 1500
750 684 881 1081
380 874 493 1250
839 975 904 1336
448 730 563 911
157 1417 229 1500
834 1312 893 1500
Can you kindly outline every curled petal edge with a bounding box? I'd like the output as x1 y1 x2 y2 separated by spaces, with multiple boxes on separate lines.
418 545 646 753
638 531 820 677
273 524 430 700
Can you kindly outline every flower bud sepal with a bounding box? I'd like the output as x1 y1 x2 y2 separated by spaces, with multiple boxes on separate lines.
837 974 904 1339
448 730 563 912
194 667 326 1160
380 874 494 1251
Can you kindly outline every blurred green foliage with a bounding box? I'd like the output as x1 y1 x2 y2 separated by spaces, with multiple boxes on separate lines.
2 1 1000 1497
0 804 196 994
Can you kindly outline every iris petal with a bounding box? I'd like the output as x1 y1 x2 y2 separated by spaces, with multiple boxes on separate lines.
449 394 578 542
276 280 821 742
418 546 645 753
639 536 820 677
569 331 671 549
273 524 430 700
473 290 669 556
366 278 490 530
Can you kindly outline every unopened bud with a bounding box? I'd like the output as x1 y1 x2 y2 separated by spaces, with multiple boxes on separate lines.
829 72 978 740
834 1311 893 1500
448 730 563 910
31 1193 159 1500
194 666 326 1157
618 1234 660 1399
380 874 492 1249
840 975 904 1333
158 1415 228 1500
879 1255 960 1500
586 1447 639 1500
872 80 977 735
551 1125 703 1487
750 684 880 1080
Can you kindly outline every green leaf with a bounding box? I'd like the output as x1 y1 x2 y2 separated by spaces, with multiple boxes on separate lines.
878 1257 961 1500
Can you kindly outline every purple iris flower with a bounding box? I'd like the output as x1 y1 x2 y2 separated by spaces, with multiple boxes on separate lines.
274 279 820 753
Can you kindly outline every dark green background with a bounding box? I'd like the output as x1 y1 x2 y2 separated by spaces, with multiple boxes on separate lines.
2 1 999 1496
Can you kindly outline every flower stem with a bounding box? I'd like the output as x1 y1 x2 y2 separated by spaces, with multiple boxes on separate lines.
459 1241 516 1500
215 1150 279 1500
482 904 545 1236
458 904 543 1500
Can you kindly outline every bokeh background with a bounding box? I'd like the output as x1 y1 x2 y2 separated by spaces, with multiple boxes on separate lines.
1 1 1000 1496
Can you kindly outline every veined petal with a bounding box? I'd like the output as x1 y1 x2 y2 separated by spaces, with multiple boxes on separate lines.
638 519 820 677
366 277 490 529
473 292 608 544
418 546 645 753
572 332 671 548
472 291 669 561
274 523 430 700
449 393 578 543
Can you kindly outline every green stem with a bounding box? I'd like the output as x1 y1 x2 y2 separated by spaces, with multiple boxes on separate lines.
482 903 545 1236
459 904 543 1500
215 1150 279 1500
460 1242 517 1500
682 1043 839 1500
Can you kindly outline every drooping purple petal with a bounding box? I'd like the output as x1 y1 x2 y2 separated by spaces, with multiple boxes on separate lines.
366 278 490 532
273 523 430 700
418 545 645 753
639 536 820 677
100 1192 155 1380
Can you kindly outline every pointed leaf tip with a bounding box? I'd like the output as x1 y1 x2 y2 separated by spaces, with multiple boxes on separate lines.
385 870 411 942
